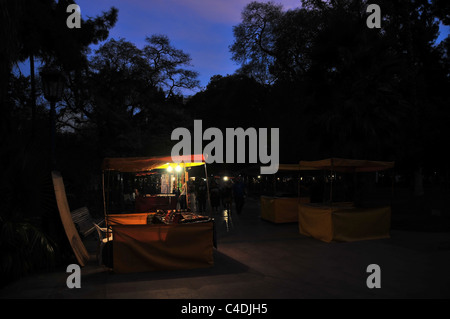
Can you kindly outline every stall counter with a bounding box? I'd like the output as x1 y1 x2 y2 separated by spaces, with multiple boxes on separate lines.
261 196 310 223
112 221 214 273
298 203 391 243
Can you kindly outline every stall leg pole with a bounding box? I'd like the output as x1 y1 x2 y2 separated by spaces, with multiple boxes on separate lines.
102 171 107 229
297 172 301 208
184 165 188 210
204 164 212 217
102 171 111 271
330 158 334 206
330 172 333 204
391 168 395 207
273 174 276 196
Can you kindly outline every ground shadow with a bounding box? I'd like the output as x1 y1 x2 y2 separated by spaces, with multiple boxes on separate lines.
87 249 250 284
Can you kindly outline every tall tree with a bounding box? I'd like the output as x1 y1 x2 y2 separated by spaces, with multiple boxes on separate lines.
0 0 118 282
143 34 200 98
11 0 118 133
187 74 269 129
65 36 198 157
230 0 448 166
230 1 283 84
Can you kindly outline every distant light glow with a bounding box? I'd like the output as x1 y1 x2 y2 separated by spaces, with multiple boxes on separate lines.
223 176 228 181
175 165 182 172
167 165 173 172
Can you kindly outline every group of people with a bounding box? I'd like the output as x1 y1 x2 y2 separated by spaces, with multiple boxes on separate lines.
179 176 247 214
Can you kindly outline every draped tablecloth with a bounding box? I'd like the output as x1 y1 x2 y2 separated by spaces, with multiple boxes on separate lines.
298 203 391 243
107 213 150 225
111 221 214 273
261 196 310 223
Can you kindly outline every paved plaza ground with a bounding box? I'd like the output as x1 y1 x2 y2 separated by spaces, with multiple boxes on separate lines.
1 196 450 300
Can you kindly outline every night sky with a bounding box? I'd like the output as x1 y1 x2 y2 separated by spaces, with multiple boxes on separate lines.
14 0 450 96
72 0 450 96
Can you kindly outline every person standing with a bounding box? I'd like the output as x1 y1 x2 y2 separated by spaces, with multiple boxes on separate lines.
196 179 207 213
187 179 196 212
223 180 233 211
210 180 220 212
179 181 187 210
233 176 246 214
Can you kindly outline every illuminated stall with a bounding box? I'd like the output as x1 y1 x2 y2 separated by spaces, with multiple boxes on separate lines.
101 154 215 273
260 164 311 223
297 158 394 243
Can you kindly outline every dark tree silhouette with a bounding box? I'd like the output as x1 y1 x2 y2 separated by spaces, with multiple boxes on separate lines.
143 34 200 98
0 0 118 286
228 0 449 169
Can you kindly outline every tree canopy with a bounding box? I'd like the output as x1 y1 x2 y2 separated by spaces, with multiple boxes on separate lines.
226 0 450 166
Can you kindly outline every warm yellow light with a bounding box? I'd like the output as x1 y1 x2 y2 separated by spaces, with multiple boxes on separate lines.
175 165 182 172
167 165 173 172
223 176 228 181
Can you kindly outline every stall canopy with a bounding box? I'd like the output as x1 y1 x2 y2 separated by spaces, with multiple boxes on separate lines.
278 164 303 171
102 154 206 172
298 158 394 173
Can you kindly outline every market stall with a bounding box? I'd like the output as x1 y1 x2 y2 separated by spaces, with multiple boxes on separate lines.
101 154 215 273
260 164 311 223
297 158 394 243
261 196 310 223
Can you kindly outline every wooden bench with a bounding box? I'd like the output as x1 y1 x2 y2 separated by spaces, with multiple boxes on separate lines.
70 207 104 238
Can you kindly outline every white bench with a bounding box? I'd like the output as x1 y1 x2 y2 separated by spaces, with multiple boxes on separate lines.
70 207 104 238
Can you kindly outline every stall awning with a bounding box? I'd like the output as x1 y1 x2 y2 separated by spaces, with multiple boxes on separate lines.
102 154 205 172
298 158 394 173
278 164 303 171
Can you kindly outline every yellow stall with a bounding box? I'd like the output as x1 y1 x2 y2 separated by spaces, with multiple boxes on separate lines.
260 164 311 223
297 158 394 243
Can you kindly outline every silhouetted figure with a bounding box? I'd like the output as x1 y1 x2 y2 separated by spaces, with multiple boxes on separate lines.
223 180 233 211
210 180 220 211
196 179 207 213
179 182 187 210
187 180 196 212
233 177 246 214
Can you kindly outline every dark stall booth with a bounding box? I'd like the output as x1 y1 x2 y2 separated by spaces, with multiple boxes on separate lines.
297 158 394 243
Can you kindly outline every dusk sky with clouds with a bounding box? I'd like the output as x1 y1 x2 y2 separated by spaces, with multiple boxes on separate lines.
15 0 449 96
74 0 449 96
74 0 318 94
